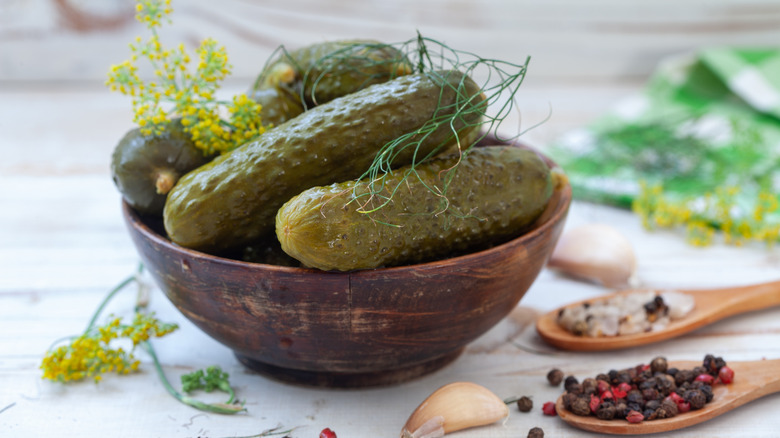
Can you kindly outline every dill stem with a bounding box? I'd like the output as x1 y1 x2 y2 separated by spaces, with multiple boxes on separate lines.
84 264 144 332
140 341 245 415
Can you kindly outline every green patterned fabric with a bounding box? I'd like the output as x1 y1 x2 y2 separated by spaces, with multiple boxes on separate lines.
549 48 780 243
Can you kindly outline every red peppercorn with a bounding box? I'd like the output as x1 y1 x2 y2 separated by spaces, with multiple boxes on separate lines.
596 380 611 395
694 374 715 384
542 401 557 416
613 382 631 399
665 392 683 404
718 366 735 384
677 401 691 413
600 390 615 402
320 428 337 438
626 410 644 424
589 394 601 413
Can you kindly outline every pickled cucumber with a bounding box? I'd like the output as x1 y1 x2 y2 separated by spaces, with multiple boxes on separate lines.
111 120 214 216
276 146 554 271
250 40 411 125
164 70 485 253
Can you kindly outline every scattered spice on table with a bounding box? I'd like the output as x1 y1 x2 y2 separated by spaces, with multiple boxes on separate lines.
516 395 533 412
527 426 544 438
319 428 337 438
547 368 564 386
559 354 734 423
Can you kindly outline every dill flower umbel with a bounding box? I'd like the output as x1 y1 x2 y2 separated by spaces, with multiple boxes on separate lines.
106 0 264 154
633 182 780 247
41 314 178 383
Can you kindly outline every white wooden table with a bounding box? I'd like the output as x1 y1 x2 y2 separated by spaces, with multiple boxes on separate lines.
3 1 780 437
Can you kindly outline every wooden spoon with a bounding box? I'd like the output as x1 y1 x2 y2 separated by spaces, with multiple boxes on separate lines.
556 358 780 434
536 280 780 351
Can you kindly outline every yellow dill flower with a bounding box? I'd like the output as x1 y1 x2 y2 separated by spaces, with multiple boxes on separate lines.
41 312 178 383
107 0 266 154
633 181 780 247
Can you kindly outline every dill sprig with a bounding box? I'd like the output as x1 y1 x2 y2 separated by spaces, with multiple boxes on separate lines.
106 0 265 154
40 264 245 415
307 34 531 219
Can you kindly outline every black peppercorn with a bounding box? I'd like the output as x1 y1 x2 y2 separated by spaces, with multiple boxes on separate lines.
547 368 564 386
527 427 544 438
660 399 678 418
516 396 533 412
697 384 714 402
596 402 617 420
570 397 591 416
626 402 643 413
642 388 660 401
617 370 632 384
581 378 598 395
626 390 644 405
564 375 579 392
650 356 668 374
645 399 661 411
667 367 679 377
683 389 707 410
703 354 726 374
615 402 628 419
675 369 695 385
562 392 579 410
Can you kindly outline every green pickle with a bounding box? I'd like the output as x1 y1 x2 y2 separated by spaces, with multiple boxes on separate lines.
276 146 554 271
164 70 485 253
250 40 411 126
111 120 214 216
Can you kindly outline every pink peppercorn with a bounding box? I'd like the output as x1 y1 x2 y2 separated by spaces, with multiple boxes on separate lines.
626 410 644 424
542 401 557 416
589 394 601 413
320 428 337 438
695 373 715 384
596 379 610 394
718 366 735 384
613 382 631 399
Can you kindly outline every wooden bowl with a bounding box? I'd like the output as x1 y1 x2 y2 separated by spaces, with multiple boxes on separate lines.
122 145 571 387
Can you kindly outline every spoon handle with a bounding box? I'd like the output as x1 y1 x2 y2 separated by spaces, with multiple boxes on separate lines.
691 280 780 322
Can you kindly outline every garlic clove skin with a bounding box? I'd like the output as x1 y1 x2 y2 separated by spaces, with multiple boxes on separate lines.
401 381 509 438
547 223 637 288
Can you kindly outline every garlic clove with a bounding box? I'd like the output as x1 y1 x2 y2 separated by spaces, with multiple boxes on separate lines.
547 223 637 288
400 381 509 438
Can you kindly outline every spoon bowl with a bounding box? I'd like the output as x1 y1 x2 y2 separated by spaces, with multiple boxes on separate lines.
556 358 780 434
536 280 780 351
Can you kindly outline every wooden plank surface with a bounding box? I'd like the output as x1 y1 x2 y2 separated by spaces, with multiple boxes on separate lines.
2 1 780 437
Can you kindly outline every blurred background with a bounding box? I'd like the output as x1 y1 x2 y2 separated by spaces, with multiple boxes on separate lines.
2 0 780 174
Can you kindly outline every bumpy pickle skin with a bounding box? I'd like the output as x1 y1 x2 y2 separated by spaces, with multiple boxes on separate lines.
276 146 554 271
164 70 484 253
250 40 412 125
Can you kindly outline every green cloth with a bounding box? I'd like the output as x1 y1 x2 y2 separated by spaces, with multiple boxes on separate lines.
549 48 780 241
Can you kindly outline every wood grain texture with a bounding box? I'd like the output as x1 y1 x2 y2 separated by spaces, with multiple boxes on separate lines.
3 1 780 436
3 0 780 83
